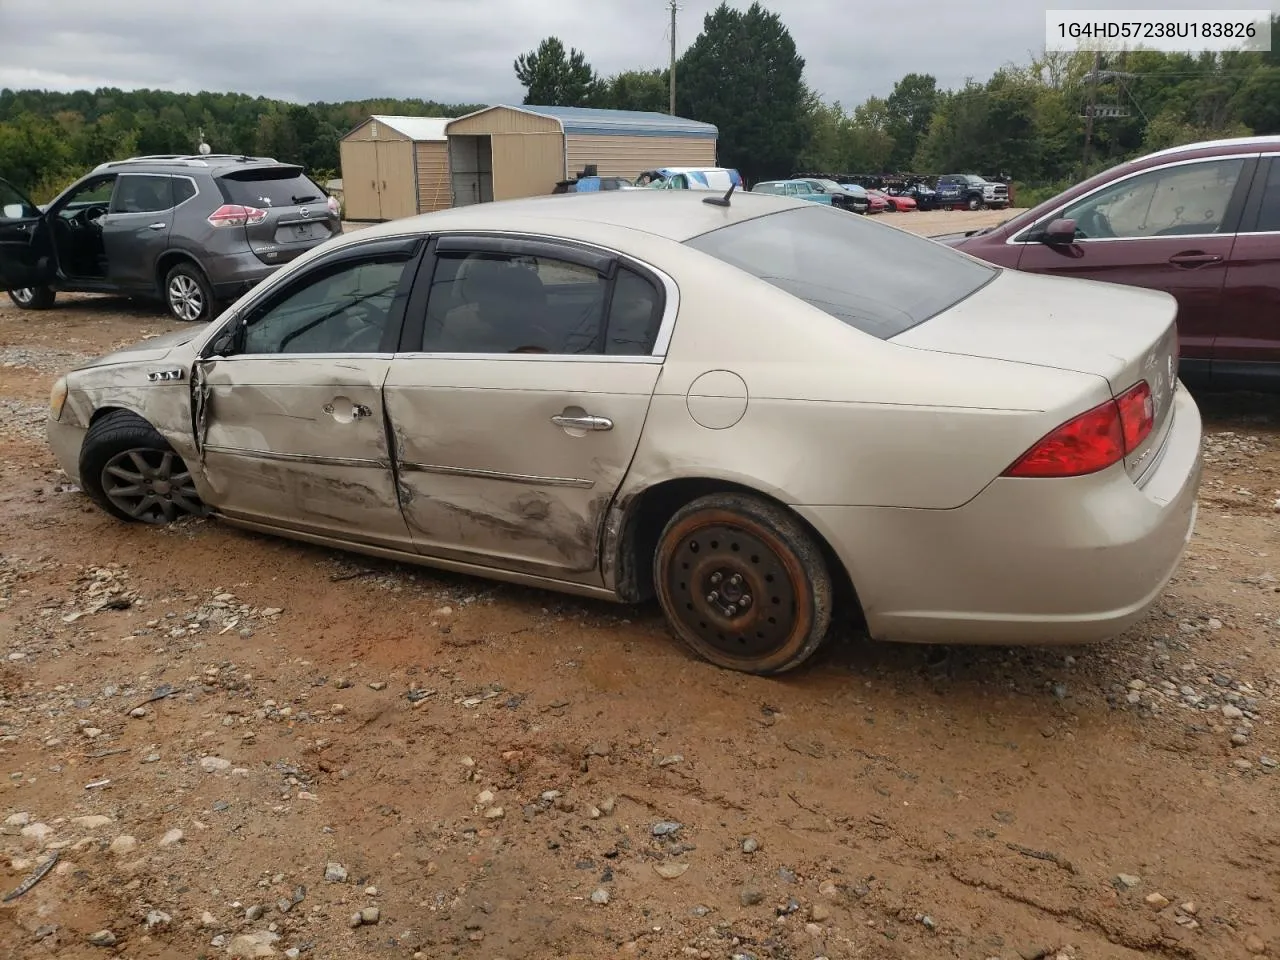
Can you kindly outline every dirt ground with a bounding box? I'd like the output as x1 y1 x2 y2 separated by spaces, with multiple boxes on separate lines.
1 208 1278 960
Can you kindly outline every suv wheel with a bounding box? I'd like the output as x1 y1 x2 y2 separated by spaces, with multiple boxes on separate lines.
8 286 57 310
164 262 215 323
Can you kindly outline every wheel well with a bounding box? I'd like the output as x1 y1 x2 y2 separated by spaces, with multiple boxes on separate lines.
89 405 131 425
154 251 204 294
613 477 863 626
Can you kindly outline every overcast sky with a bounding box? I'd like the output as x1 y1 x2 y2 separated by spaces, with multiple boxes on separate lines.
2 0 1278 110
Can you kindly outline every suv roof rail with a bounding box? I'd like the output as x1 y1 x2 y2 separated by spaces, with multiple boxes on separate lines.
105 156 211 168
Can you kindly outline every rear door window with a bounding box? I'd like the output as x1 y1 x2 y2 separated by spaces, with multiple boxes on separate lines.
1245 160 1280 233
685 204 996 339
218 167 324 209
111 175 173 214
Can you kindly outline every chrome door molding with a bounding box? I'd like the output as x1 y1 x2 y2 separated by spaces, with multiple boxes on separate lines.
397 460 596 489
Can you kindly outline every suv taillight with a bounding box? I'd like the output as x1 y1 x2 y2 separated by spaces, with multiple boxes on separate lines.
326 195 340 216
1002 381 1154 478
208 204 267 227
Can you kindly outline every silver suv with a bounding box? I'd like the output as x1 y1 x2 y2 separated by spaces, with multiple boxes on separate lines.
0 154 342 322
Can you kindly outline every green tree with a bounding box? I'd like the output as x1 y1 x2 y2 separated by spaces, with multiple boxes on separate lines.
885 73 938 169
675 2 808 182
595 69 669 112
513 36 598 106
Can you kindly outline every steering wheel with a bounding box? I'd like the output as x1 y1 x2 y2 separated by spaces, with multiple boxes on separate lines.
1075 206 1113 240
333 304 386 352
72 205 108 231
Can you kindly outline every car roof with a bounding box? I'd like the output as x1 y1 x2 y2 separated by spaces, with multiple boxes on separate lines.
1141 134 1280 161
336 190 809 247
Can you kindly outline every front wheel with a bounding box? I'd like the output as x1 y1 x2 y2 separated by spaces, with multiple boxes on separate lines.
967 195 983 211
79 410 207 524
164 262 216 323
8 286 56 310
654 493 833 675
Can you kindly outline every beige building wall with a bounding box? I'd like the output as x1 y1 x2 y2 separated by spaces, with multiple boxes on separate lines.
447 106 560 136
413 141 451 214
491 133 566 201
565 134 717 180
338 140 381 219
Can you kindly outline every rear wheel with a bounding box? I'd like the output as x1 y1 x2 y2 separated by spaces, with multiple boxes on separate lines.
164 261 215 323
654 493 833 675
79 410 206 524
8 286 56 310
967 195 983 211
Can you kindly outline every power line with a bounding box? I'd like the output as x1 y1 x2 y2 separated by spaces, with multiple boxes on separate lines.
668 0 679 115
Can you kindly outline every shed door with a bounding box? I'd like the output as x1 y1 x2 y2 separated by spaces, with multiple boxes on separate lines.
340 140 381 220
375 141 416 221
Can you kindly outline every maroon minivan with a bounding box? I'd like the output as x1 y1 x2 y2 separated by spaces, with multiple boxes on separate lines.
940 136 1280 392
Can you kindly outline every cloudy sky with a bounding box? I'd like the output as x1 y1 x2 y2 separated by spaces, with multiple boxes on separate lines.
2 0 1277 109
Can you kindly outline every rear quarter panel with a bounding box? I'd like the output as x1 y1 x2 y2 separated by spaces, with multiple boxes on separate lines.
622 245 1112 510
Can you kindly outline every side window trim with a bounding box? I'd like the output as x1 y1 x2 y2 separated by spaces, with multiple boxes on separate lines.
203 235 425 359
1010 154 1261 244
396 231 676 362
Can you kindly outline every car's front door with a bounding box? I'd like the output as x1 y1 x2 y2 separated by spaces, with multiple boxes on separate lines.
101 174 182 292
0 179 55 292
384 234 668 581
1014 155 1255 367
193 236 423 549
1216 155 1280 386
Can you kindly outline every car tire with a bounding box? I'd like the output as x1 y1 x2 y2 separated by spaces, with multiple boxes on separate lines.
79 409 207 525
164 261 216 323
7 286 56 310
968 195 983 211
653 492 833 675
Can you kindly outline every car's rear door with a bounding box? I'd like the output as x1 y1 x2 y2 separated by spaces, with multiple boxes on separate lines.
1013 154 1256 369
1216 154 1280 386
193 236 422 549
101 173 177 292
0 179 56 291
384 233 669 582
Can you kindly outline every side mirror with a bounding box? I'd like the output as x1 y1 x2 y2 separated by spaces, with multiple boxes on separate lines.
208 318 245 357
1042 218 1077 245
2 203 27 219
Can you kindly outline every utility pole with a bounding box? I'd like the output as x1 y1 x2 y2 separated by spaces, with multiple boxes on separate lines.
1082 50 1101 176
668 0 678 115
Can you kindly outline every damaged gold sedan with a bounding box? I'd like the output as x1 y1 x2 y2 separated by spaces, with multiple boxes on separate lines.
44 189 1202 674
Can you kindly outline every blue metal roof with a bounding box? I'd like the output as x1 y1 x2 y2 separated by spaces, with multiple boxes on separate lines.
517 105 717 140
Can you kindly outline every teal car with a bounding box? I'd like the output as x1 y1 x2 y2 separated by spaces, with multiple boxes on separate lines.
751 179 868 213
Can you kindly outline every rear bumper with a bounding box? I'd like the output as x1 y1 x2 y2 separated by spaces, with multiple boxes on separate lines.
796 385 1203 645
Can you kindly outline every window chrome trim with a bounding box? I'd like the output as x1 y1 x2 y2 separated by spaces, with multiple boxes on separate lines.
206 352 394 362
107 173 199 217
398 461 595 489
393 351 663 364
1004 152 1262 246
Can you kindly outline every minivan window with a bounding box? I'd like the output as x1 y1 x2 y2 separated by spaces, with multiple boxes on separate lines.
217 167 325 209
685 204 996 339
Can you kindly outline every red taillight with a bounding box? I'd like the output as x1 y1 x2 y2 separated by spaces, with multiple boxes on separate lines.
208 204 267 227
1003 380 1153 479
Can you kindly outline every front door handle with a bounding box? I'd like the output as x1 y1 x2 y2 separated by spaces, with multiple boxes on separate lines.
323 401 373 421
148 222 167 230
1168 252 1222 267
551 413 613 431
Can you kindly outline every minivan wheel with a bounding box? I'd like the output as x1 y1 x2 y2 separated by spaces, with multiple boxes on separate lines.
8 286 56 310
654 493 833 675
164 262 215 323
80 410 206 524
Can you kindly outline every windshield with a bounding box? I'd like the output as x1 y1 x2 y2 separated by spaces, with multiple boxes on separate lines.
685 205 997 339
816 179 843 191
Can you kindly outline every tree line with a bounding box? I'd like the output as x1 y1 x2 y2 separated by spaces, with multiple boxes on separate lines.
0 89 484 202
2 3 1278 204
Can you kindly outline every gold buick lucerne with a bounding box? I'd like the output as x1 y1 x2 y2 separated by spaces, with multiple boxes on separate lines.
42 189 1203 674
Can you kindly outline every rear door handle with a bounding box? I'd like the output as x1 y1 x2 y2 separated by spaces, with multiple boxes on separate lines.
148 222 167 230
551 413 613 431
1168 252 1222 267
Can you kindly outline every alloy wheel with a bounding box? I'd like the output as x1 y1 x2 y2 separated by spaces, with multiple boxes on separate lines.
11 288 34 305
168 274 204 321
101 448 204 524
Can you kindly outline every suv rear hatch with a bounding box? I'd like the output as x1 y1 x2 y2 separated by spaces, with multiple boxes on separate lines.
891 268 1180 482
213 165 340 265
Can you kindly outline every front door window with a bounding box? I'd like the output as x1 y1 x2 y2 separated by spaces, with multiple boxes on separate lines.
1061 158 1245 239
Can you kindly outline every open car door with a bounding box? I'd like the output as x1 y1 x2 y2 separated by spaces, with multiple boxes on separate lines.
0 179 55 292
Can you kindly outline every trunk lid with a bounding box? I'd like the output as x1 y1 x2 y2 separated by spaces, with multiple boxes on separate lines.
891 268 1180 481
215 165 340 265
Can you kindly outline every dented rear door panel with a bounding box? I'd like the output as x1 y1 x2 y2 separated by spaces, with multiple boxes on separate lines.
199 356 412 549
384 357 660 580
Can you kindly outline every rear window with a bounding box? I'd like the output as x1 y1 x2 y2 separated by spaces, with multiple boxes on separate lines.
217 166 324 208
684 204 997 339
